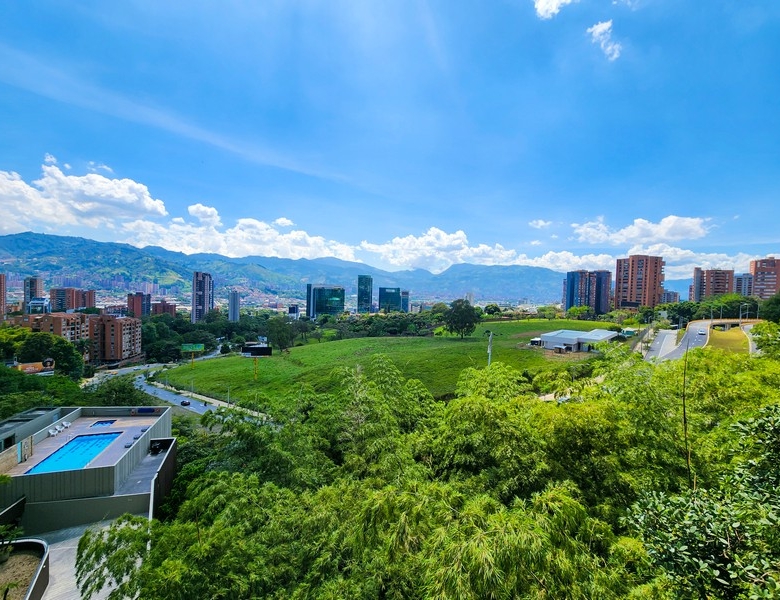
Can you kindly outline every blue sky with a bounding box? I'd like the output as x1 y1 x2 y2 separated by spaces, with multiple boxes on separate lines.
1 1 778 280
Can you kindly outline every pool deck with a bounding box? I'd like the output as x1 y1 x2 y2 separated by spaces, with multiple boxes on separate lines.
8 415 160 477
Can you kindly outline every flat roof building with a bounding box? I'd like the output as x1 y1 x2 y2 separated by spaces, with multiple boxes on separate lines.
689 268 734 302
357 275 373 314
127 291 152 318
750 257 779 299
563 270 611 316
305 284 345 319
378 287 402 313
191 271 214 323
228 290 240 322
615 255 665 310
0 273 5 319
0 406 175 535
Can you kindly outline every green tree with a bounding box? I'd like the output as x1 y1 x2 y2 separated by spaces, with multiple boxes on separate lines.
484 303 502 315
267 314 295 353
17 332 84 379
443 299 480 339
627 405 780 599
751 321 780 358
759 292 780 323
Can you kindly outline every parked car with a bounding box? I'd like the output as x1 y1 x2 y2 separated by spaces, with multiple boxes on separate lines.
698 329 706 335
180 399 191 406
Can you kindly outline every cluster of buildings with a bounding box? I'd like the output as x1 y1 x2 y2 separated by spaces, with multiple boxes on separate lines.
303 275 410 319
563 255 780 315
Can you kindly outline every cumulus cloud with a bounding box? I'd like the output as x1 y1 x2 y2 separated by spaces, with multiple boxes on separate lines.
121 217 357 262
188 203 222 228
0 159 167 233
623 243 757 279
534 0 577 19
273 217 295 227
571 215 710 245
359 227 518 273
587 20 622 61
529 219 552 229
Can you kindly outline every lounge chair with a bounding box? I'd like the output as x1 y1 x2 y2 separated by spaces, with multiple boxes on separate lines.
55 424 65 433
48 428 58 437
62 421 71 428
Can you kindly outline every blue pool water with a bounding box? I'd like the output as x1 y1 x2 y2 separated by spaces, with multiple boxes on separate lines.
26 432 121 474
91 420 116 427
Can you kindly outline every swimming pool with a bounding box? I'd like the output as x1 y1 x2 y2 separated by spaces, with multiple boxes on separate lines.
26 432 122 474
91 420 116 427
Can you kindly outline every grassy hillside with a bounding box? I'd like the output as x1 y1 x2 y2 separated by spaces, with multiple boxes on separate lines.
708 327 750 353
158 319 610 402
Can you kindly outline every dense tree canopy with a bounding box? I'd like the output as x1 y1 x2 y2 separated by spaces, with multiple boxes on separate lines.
443 299 480 339
70 320 780 599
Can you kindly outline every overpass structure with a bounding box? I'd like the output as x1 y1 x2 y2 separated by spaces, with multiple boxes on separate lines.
648 319 762 362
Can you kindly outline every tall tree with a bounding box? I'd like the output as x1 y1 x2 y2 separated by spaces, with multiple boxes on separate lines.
443 299 480 339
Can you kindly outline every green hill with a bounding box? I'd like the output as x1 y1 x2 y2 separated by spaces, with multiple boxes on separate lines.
158 319 607 402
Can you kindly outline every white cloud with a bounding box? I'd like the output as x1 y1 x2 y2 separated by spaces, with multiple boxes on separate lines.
273 217 295 227
0 160 167 234
359 227 518 273
534 0 577 19
44 153 57 164
587 20 622 61
122 217 357 262
1 158 770 279
624 243 757 279
529 219 552 229
572 215 710 245
188 203 222 227
88 161 114 174
517 250 617 272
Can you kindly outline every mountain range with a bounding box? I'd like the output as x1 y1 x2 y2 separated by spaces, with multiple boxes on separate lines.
0 232 691 304
0 232 569 302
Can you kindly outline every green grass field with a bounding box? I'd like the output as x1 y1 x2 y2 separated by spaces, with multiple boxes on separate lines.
708 327 750 353
156 319 609 403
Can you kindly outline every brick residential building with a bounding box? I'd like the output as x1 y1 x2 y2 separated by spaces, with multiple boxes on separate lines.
89 314 144 365
614 255 665 310
50 288 97 311
127 292 152 318
689 268 734 302
151 300 177 317
750 257 780 299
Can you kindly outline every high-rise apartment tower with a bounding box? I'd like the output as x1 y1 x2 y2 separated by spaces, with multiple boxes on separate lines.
563 270 612 316
228 290 240 322
750 257 780 299
191 272 214 323
689 268 735 302
614 255 665 310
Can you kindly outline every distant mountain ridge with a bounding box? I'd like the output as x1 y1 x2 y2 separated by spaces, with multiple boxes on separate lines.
0 232 567 302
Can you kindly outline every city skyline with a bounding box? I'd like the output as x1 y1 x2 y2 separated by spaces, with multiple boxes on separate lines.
1 3 778 280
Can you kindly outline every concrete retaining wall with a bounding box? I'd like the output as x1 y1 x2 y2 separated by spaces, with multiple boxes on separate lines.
22 495 150 535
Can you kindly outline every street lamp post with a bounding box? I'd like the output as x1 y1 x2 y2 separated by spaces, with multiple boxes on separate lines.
739 303 748 325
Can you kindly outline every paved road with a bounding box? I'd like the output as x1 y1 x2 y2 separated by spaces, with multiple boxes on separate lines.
134 376 215 415
644 329 678 361
658 322 709 361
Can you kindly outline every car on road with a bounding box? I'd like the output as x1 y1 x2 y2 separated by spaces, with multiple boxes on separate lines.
180 399 191 406
698 329 706 335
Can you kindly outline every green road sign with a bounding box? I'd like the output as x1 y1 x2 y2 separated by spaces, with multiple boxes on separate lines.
181 343 205 352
